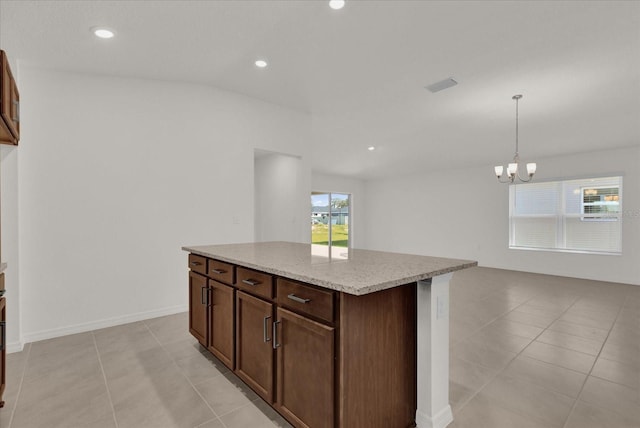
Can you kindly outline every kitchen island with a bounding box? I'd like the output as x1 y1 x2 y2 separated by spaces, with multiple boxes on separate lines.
183 242 476 428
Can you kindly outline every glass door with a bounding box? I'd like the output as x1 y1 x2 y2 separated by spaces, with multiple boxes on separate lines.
311 192 350 257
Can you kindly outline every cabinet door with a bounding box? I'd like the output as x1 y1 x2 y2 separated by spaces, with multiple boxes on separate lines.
208 280 235 370
0 298 6 408
189 271 208 346
235 291 274 402
275 307 335 428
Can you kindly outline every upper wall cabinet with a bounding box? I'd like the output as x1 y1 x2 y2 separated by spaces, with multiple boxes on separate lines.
0 50 20 146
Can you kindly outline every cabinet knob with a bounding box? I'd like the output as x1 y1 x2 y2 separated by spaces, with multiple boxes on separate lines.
210 269 225 274
242 279 260 286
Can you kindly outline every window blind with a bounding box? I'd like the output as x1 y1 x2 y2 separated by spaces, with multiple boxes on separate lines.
509 176 622 254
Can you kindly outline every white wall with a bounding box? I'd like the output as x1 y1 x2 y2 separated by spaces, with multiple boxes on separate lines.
1 144 20 351
255 152 307 243
363 146 640 285
13 67 312 346
311 172 365 249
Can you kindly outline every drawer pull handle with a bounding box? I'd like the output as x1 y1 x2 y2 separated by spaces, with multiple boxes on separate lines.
190 261 202 266
0 321 5 352
287 294 311 304
210 269 226 274
273 320 281 349
242 279 260 286
13 100 20 123
263 316 271 343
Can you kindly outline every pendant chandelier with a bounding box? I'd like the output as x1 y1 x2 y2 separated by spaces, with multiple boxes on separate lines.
494 94 536 183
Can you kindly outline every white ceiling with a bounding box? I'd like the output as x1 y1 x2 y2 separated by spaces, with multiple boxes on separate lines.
1 0 639 179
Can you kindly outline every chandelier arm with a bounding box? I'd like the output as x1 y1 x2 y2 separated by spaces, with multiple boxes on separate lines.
516 169 533 182
496 174 515 184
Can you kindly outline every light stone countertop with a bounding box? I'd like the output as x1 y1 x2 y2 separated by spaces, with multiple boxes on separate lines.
182 241 477 296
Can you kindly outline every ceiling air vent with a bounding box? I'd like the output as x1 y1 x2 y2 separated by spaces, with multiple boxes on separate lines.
425 78 458 93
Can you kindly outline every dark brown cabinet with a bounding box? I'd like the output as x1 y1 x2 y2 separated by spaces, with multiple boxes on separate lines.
188 271 207 345
207 280 234 369
188 257 236 371
0 296 6 408
235 290 274 402
187 253 416 428
0 50 19 146
275 307 334 428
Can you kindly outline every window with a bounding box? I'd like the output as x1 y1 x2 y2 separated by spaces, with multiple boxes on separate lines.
510 176 622 254
581 186 620 221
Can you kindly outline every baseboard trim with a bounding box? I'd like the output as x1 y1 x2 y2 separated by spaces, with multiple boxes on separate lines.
21 304 188 345
7 340 25 354
416 405 453 428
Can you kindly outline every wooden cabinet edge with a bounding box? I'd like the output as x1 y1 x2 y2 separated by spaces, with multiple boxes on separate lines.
0 297 6 408
0 50 20 146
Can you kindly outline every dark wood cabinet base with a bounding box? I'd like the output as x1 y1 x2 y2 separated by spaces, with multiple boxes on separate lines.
188 254 417 428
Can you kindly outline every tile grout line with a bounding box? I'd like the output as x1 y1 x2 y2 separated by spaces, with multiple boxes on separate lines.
456 291 583 427
560 289 629 428
91 331 120 428
449 287 540 348
141 320 230 428
450 288 558 420
507 293 585 428
6 343 32 428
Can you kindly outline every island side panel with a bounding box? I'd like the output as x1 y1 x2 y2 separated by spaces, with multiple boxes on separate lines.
415 274 453 428
338 283 417 428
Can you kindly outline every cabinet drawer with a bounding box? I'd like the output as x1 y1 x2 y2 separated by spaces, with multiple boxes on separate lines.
237 267 274 300
207 259 235 285
277 278 334 323
188 254 207 275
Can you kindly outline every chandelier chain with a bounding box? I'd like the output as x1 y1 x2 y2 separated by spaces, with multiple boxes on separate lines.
515 96 519 157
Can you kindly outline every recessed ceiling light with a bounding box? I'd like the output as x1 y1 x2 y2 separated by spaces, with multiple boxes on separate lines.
367 146 376 151
92 27 115 39
329 0 345 10
255 60 268 68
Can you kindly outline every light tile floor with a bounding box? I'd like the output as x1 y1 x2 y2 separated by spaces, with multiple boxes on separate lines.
1 267 638 428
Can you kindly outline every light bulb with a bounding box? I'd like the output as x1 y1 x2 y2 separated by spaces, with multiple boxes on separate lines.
329 0 345 10
494 166 503 178
526 163 537 175
507 163 518 177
